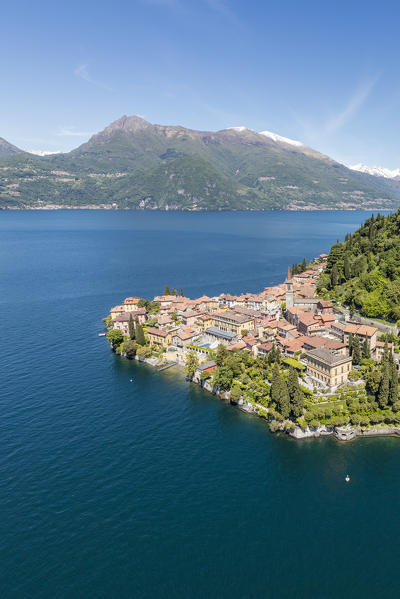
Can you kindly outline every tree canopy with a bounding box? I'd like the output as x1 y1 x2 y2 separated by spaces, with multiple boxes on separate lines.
318 210 400 320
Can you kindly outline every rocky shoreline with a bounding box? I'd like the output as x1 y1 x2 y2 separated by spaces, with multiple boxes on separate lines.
121 348 400 444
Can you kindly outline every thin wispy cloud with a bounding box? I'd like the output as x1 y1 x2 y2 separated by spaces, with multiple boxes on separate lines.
291 75 379 142
57 127 93 137
74 63 112 91
324 76 379 134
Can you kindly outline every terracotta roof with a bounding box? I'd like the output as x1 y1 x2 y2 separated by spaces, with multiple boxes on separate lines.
284 339 305 353
257 342 273 352
213 310 253 324
298 313 318 326
123 297 140 304
286 306 304 314
278 321 296 331
320 314 335 323
227 341 247 351
176 328 198 340
147 327 169 337
111 305 125 312
242 335 258 346
344 323 377 337
303 336 346 351
181 310 199 318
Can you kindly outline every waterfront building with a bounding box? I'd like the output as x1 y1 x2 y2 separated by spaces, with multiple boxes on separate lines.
110 305 126 320
171 328 199 348
306 348 352 388
146 327 177 348
193 361 217 383
123 297 141 311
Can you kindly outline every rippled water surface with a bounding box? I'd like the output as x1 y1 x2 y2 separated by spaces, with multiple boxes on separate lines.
1 210 399 598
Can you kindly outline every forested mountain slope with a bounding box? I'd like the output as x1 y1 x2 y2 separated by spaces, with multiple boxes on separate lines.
1 116 399 210
317 210 400 321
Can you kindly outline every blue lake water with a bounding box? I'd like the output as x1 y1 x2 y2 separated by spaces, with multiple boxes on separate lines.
1 210 399 598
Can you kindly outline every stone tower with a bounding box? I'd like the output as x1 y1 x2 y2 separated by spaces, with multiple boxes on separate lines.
285 266 294 309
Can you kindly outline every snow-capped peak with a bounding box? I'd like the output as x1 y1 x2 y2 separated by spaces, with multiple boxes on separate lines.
349 163 400 179
28 149 62 156
259 130 304 147
227 126 253 132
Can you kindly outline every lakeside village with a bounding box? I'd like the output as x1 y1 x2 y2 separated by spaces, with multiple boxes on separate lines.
104 255 400 441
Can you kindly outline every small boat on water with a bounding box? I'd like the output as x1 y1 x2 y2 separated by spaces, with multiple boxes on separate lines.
98 333 106 337
345 475 350 482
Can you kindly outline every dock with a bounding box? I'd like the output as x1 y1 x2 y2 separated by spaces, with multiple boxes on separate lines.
158 361 177 371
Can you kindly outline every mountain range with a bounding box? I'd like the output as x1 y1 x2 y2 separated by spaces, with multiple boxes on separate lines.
349 163 400 180
1 115 399 210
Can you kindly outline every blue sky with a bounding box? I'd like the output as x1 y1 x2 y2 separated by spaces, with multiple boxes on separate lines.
1 0 400 167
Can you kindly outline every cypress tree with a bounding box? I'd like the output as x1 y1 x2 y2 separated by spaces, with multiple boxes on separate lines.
348 333 353 356
330 264 338 288
287 367 297 398
163 285 170 295
171 288 178 296
389 361 398 406
287 367 304 418
180 288 184 297
270 362 281 403
352 335 361 365
135 320 145 345
362 338 370 359
291 387 304 419
277 381 290 419
378 362 390 408
382 340 389 364
344 253 350 280
128 313 135 340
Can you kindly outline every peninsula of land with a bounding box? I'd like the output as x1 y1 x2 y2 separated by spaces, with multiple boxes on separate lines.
105 236 400 441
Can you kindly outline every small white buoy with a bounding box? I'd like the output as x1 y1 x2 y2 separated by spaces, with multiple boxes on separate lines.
345 475 350 482
130 378 133 382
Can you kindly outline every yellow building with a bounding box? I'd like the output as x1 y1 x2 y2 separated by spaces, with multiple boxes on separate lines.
123 297 141 312
146 327 176 348
211 310 254 336
306 348 352 388
195 313 213 332
110 305 126 320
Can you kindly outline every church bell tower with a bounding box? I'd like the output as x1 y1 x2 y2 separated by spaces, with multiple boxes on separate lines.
285 267 294 308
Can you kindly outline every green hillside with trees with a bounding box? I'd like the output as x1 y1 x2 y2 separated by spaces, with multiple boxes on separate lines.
1 115 400 210
317 209 400 322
